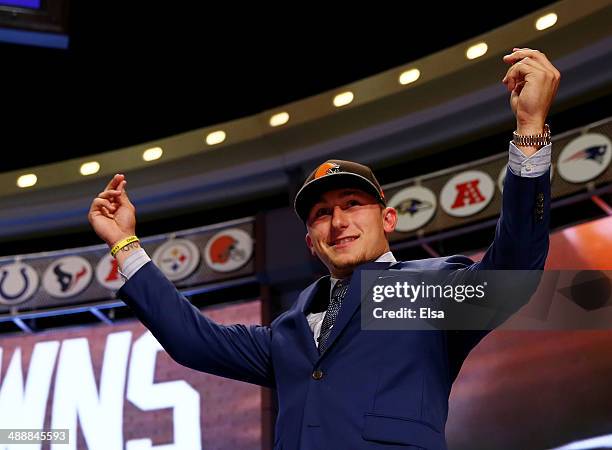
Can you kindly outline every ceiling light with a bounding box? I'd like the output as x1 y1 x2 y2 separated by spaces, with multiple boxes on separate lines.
17 173 37 188
269 112 290 127
399 68 420 85
333 91 354 108
536 13 558 31
143 147 163 161
466 42 488 60
80 161 100 176
206 130 226 146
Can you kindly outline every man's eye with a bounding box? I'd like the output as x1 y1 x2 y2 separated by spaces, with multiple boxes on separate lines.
315 208 331 218
347 200 361 207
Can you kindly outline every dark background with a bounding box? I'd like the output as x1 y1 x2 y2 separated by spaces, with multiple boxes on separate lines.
1 2 561 172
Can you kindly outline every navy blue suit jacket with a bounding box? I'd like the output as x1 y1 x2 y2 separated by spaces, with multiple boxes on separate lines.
118 168 550 449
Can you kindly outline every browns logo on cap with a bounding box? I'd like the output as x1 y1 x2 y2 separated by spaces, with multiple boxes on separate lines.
294 159 386 223
314 162 341 179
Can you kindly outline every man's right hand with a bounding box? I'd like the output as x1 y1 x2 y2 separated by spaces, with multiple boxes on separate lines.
88 174 137 249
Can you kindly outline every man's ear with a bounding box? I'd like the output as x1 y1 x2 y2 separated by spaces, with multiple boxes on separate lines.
305 233 316 256
382 207 398 233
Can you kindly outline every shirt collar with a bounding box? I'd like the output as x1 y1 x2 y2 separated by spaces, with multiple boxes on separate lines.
330 251 397 290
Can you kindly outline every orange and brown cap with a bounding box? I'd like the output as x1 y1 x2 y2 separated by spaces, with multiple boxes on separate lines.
294 159 385 222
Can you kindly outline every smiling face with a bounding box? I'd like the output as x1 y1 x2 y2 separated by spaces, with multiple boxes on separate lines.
305 189 397 278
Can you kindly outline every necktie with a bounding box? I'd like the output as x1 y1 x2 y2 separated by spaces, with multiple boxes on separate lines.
317 278 349 354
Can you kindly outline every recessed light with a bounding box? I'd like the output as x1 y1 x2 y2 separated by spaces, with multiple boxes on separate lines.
333 91 354 107
269 112 290 127
143 147 163 161
536 13 558 31
17 173 37 188
399 68 420 85
206 130 226 146
466 42 488 60
80 161 100 176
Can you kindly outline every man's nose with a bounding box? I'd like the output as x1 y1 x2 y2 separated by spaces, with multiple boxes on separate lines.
331 206 349 229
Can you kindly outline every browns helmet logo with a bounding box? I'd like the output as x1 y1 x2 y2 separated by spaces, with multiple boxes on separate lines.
209 235 245 264
314 162 340 179
204 228 254 273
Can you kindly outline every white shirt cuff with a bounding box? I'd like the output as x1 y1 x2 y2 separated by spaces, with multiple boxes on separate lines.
119 248 151 280
508 142 551 178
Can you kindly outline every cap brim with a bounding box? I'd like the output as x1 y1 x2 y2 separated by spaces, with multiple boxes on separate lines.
294 172 385 223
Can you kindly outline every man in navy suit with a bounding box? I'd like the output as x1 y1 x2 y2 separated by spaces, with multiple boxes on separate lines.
89 48 560 449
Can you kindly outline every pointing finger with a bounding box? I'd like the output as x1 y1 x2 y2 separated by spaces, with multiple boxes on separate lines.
104 174 124 191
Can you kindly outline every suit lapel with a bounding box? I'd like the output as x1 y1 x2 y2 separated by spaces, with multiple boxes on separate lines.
285 276 329 364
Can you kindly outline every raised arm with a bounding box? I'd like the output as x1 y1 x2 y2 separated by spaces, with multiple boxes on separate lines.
477 48 560 270
88 174 274 387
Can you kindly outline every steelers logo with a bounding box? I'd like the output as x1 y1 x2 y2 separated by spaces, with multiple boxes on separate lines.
152 239 201 282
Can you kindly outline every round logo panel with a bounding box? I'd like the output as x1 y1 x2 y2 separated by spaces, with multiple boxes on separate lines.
0 262 39 306
152 239 201 282
440 170 494 217
204 228 253 273
96 253 125 290
557 133 611 183
388 185 437 232
43 256 93 298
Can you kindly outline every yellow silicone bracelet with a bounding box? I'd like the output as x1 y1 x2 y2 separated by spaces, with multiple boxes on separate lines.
110 236 139 257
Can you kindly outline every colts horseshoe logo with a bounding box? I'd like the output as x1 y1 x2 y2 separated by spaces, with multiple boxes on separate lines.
0 267 28 299
0 263 40 306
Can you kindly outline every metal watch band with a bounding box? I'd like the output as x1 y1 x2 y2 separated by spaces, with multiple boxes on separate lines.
512 124 551 147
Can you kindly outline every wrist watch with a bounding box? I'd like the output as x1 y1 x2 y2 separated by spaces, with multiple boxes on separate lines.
513 124 551 147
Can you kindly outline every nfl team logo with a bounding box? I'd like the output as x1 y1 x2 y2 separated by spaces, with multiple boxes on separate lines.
440 170 494 217
557 133 611 183
388 185 437 232
0 262 39 306
314 162 341 179
204 228 253 273
152 238 201 282
43 256 93 298
95 253 125 290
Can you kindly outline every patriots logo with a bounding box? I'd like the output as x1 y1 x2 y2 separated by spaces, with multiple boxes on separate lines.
395 198 434 216
563 145 607 164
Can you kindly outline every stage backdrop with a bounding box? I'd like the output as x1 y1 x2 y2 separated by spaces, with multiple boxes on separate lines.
448 216 612 449
0 299 263 450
